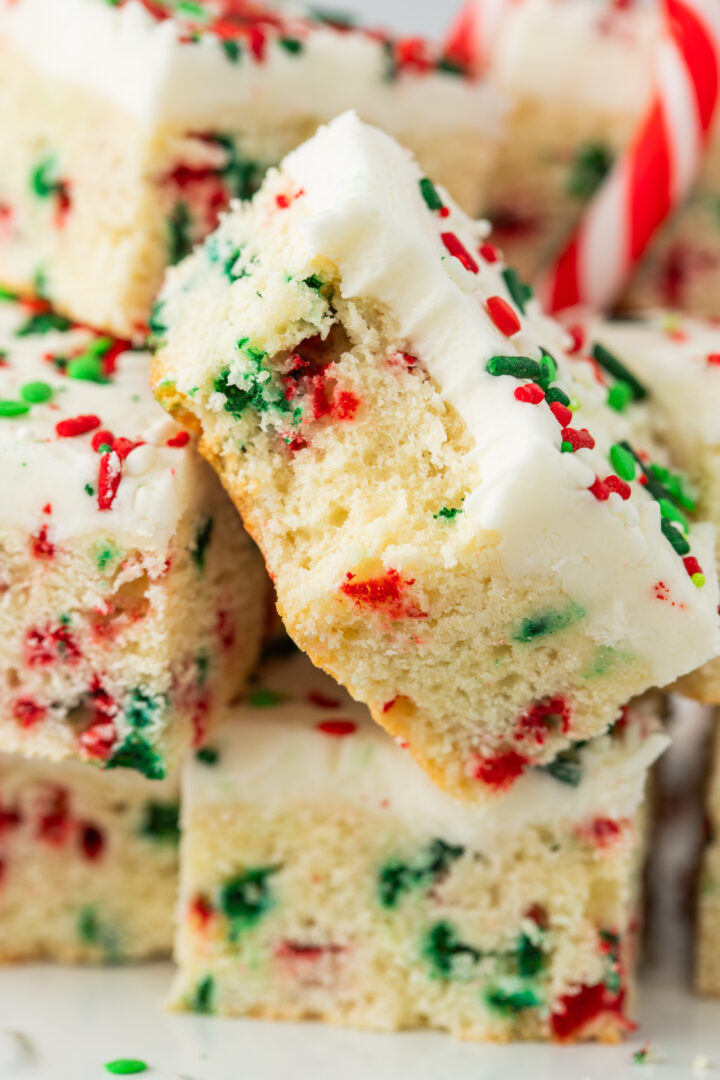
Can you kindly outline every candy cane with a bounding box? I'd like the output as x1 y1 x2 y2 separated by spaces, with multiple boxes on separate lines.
538 0 720 312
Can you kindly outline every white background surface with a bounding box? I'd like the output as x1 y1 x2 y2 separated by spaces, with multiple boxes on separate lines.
2 0 719 1076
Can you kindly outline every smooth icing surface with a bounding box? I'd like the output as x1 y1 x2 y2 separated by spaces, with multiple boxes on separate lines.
186 652 668 845
180 111 719 683
0 0 500 133
0 297 200 547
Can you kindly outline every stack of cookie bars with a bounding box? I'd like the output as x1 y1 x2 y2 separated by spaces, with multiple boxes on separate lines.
0 0 719 1045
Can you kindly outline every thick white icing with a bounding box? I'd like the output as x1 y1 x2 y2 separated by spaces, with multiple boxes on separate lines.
0 298 202 547
0 0 500 134
586 313 720 456
481 0 659 114
184 111 718 686
185 653 668 845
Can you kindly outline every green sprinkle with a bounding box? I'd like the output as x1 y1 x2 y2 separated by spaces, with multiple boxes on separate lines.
541 748 584 787
422 921 481 980
484 986 541 1015
20 380 53 404
104 1061 148 1075
433 506 462 520
693 572 706 588
561 441 573 453
658 498 688 533
279 36 304 53
30 156 60 199
84 483 95 497
303 273 324 291
591 343 647 400
168 201 193 265
0 285 18 301
221 39 241 62
379 839 464 909
107 735 166 780
195 746 220 765
191 515 214 571
538 349 557 384
567 142 613 200
419 177 444 213
486 355 542 381
0 400 30 417
15 311 72 336
661 518 690 556
607 380 634 412
67 352 106 383
191 974 215 1014
220 866 280 937
545 385 570 407
248 688 284 707
126 687 163 730
502 267 533 313
140 801 180 844
610 443 636 481
649 462 696 512
512 602 585 644
77 906 120 962
516 933 545 977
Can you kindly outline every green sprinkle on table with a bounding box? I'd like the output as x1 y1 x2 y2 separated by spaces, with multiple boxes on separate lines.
0 400 30 417
104 1060 148 1075
20 380 53 403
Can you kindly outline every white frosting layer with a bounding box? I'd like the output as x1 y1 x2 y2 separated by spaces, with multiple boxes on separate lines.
586 313 720 456
186 653 668 846
480 0 659 113
237 112 717 684
0 298 200 547
0 0 499 134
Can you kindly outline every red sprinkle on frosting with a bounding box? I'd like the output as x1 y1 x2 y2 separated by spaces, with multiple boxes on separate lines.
167 430 190 448
486 295 521 337
479 242 500 263
441 232 479 274
549 401 573 427
561 427 595 451
56 414 101 438
514 382 544 404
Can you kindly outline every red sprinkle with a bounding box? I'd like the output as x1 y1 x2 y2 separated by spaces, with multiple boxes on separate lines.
549 401 573 427
30 524 54 560
167 430 190 448
308 691 342 709
97 451 122 511
56 414 101 438
190 895 214 930
91 429 114 452
441 232 479 274
473 750 528 789
78 718 116 761
515 696 571 745
12 697 46 728
316 720 357 737
707 353 720 366
514 382 545 404
604 475 631 500
551 982 625 1041
684 556 703 578
486 295 521 337
561 426 595 451
479 242 500 263
340 568 428 620
589 476 610 501
566 324 585 354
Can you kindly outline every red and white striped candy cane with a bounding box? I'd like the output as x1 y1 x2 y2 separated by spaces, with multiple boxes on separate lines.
540 0 720 312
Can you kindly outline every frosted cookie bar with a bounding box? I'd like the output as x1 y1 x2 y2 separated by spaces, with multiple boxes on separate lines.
0 294 264 777
582 314 720 703
172 653 666 1042
152 112 719 803
447 0 720 317
0 753 178 963
0 0 499 337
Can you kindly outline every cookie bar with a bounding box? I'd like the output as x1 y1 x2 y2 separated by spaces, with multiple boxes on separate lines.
582 314 720 703
447 0 720 317
0 0 499 337
0 753 178 963
172 652 667 1042
152 111 719 802
0 293 264 777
